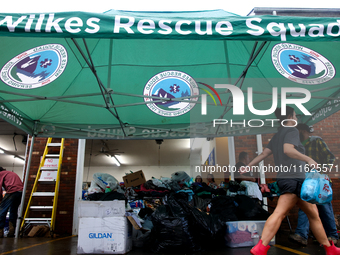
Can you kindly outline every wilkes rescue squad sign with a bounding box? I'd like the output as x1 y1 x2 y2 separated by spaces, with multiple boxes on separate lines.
0 11 340 41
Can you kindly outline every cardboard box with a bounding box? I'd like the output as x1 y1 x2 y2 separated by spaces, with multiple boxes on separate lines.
77 217 132 254
225 221 275 248
27 226 50 237
123 170 146 187
78 200 126 218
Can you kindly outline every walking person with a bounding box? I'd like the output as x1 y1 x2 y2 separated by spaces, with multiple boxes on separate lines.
242 106 340 255
0 167 23 238
289 123 339 245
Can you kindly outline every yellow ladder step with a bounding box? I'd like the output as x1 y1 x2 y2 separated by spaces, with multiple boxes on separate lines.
32 192 55 196
24 218 52 223
48 143 62 146
41 167 58 170
46 154 60 157
30 206 53 210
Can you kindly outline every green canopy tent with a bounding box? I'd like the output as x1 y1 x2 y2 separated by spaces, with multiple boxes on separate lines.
0 9 340 140
2 9 340 237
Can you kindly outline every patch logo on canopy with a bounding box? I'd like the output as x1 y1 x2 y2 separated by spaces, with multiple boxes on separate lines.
272 43 335 84
143 71 199 117
1 44 68 89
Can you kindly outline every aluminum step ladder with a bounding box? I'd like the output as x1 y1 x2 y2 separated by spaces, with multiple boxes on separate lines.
20 138 65 237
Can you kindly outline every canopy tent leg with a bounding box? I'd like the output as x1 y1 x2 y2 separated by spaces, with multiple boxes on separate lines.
72 139 86 236
256 134 268 211
15 134 35 238
20 135 30 181
228 136 236 181
256 134 266 185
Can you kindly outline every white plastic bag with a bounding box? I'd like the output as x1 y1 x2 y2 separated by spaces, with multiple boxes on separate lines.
87 181 103 194
92 173 119 190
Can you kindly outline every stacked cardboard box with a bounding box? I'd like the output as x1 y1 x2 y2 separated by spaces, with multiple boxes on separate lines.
77 200 132 254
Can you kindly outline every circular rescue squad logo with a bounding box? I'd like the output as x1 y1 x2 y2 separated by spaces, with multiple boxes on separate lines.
143 71 199 117
271 43 335 84
1 44 68 89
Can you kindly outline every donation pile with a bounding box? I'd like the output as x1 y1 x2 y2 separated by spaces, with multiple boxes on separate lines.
83 170 273 252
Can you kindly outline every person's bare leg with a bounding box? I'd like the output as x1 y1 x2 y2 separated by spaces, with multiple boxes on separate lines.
261 193 299 246
297 199 330 247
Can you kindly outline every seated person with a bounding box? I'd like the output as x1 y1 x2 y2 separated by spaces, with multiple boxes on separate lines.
207 174 217 189
195 175 203 183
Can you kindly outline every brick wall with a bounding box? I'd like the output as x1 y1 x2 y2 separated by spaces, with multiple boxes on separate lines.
235 111 340 233
23 137 78 236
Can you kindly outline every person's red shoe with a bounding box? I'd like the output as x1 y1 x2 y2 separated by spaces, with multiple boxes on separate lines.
250 240 270 255
324 241 340 255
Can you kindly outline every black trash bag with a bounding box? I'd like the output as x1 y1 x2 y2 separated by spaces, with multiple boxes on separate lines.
147 204 200 253
209 195 238 221
193 195 211 211
87 191 126 201
186 204 226 248
166 192 191 218
151 204 170 221
133 229 152 248
189 207 223 236
166 193 225 249
228 181 244 192
138 207 154 219
213 188 227 196
234 195 270 220
150 216 198 253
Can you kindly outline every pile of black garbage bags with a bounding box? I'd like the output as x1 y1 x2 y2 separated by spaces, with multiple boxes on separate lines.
141 192 270 253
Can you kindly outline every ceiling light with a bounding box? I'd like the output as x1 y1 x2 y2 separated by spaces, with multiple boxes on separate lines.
0 149 4 154
111 155 121 166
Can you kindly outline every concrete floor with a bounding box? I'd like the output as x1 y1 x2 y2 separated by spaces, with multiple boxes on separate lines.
0 234 332 255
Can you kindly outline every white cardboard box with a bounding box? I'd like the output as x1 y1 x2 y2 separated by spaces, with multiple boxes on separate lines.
77 217 132 254
78 200 125 218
